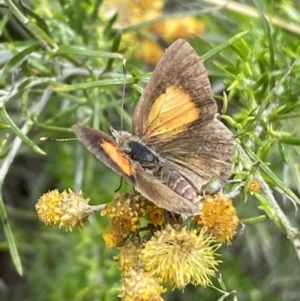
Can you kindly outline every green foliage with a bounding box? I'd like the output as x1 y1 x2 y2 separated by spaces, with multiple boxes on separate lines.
0 0 300 300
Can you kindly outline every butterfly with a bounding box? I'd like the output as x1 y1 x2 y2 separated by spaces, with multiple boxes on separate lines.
72 39 234 217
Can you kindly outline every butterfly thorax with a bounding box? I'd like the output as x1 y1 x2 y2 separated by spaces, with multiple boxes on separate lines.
111 128 160 167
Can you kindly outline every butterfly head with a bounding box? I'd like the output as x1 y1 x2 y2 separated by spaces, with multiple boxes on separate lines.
110 127 131 144
110 127 144 152
110 127 139 151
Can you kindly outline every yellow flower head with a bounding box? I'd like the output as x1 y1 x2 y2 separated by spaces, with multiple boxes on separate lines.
101 194 146 246
194 194 239 244
35 189 91 231
145 203 165 227
141 224 220 289
101 193 145 220
135 39 164 65
101 0 163 27
102 193 144 223
103 228 126 249
114 238 143 273
249 178 261 194
151 16 205 42
119 268 166 301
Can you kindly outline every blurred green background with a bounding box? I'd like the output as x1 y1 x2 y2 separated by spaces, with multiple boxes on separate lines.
1 0 300 300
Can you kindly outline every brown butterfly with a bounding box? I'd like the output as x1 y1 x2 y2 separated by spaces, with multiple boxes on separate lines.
72 39 234 216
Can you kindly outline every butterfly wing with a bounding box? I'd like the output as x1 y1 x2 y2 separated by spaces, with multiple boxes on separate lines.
72 124 200 216
134 165 200 216
132 38 217 141
157 120 234 190
132 39 234 189
72 125 136 183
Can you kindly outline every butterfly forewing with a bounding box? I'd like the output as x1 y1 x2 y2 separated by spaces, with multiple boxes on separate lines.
72 125 136 183
132 39 217 140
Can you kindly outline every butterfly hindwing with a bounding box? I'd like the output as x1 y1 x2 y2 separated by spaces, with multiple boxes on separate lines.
160 120 234 190
134 166 200 216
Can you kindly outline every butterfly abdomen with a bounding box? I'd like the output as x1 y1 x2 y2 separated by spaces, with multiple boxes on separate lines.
156 165 199 204
127 141 198 204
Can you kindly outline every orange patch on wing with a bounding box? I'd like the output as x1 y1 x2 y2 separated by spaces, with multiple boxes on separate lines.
101 141 135 177
146 85 199 138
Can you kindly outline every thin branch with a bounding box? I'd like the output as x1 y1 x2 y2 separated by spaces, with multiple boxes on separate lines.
236 143 300 262
203 0 300 35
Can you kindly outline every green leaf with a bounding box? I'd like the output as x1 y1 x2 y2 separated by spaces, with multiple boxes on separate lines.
0 191 23 275
51 47 124 60
0 106 46 155
201 30 250 61
278 137 300 145
0 43 40 80
52 77 136 92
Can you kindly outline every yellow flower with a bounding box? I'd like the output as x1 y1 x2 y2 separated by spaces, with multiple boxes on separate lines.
119 268 165 301
35 189 92 231
114 238 143 273
141 224 220 289
194 194 239 244
135 39 164 65
103 228 126 249
101 193 145 221
100 0 163 27
100 0 206 65
101 194 146 246
249 178 261 194
145 203 165 227
151 16 205 42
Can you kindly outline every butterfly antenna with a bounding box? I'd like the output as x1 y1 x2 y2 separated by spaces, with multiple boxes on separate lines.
121 58 127 131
